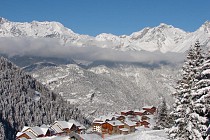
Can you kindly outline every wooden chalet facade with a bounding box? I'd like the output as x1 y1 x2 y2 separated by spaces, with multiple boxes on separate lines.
106 120 124 134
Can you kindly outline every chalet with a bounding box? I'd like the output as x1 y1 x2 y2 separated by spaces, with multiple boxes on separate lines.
92 115 115 133
51 121 75 135
22 126 48 137
106 120 124 134
142 106 157 115
69 119 86 134
124 120 136 133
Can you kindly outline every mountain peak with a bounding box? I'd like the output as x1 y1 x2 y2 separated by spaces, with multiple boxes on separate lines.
0 17 9 24
158 23 173 28
199 20 210 33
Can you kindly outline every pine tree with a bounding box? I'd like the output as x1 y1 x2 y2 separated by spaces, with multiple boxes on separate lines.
0 122 5 140
156 98 170 129
169 41 205 140
190 49 210 139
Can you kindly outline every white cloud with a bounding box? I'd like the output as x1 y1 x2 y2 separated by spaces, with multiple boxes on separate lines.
0 37 185 64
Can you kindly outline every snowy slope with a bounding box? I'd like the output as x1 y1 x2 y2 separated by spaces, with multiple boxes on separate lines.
31 64 179 118
0 17 210 53
105 130 169 140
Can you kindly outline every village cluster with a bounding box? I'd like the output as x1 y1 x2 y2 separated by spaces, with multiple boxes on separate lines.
16 106 156 140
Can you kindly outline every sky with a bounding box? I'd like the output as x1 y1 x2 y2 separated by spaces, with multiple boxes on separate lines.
0 0 210 36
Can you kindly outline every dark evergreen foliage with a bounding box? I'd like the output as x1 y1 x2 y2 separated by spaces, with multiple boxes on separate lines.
156 98 171 129
0 57 90 140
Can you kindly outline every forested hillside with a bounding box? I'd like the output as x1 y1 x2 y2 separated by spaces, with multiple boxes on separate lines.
0 57 90 140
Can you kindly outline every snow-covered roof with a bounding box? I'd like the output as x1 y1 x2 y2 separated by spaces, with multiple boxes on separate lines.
134 109 141 112
124 120 136 126
40 124 49 128
142 106 155 109
21 126 30 132
31 126 48 136
68 119 80 126
16 132 23 137
51 124 63 133
93 121 105 124
22 126 48 136
119 128 129 132
93 115 114 123
68 119 86 129
79 125 86 130
55 121 74 129
24 131 37 139
107 120 124 126
138 110 147 113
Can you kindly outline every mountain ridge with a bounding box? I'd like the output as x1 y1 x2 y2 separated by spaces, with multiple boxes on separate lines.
0 17 210 53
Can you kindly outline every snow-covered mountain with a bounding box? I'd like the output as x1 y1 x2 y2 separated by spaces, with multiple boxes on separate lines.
31 64 179 118
0 17 210 53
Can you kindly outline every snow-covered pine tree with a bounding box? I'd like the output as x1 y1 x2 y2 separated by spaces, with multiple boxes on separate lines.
169 41 205 140
190 49 210 139
0 122 5 140
156 98 170 129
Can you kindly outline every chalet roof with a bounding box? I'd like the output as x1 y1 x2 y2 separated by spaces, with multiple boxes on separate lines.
79 125 86 130
32 126 48 136
69 119 80 127
68 119 86 129
93 115 114 123
21 126 30 132
119 128 129 132
24 131 37 139
134 109 147 113
124 120 136 126
55 121 74 129
16 132 23 137
40 124 49 128
107 120 124 126
51 124 63 133
21 126 48 136
142 106 155 109
93 121 105 124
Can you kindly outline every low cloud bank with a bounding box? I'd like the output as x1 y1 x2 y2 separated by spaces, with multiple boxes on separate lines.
0 37 185 64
